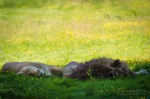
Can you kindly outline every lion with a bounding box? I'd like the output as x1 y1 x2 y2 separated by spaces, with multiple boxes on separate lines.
63 61 80 77
18 66 51 76
63 58 149 80
1 62 63 76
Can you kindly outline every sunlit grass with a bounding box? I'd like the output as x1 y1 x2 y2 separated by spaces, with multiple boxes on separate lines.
0 14 149 66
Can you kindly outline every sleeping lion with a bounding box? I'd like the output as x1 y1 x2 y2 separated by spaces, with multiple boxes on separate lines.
18 66 51 76
1 62 63 76
63 57 149 80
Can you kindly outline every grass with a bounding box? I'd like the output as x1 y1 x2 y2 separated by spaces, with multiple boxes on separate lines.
0 72 150 99
0 0 150 98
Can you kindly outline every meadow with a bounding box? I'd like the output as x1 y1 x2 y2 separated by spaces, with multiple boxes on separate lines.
0 0 150 98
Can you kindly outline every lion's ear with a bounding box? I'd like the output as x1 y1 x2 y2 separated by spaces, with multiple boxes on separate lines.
112 59 121 67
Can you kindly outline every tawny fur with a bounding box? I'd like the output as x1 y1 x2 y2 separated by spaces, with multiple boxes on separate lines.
18 66 45 76
1 62 63 76
1 58 148 79
63 58 148 80
63 61 80 77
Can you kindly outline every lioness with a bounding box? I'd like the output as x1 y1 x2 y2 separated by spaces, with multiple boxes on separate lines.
63 61 80 77
18 66 51 76
1 62 63 76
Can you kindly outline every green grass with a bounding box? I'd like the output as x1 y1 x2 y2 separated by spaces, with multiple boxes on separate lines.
0 72 150 98
0 0 150 98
